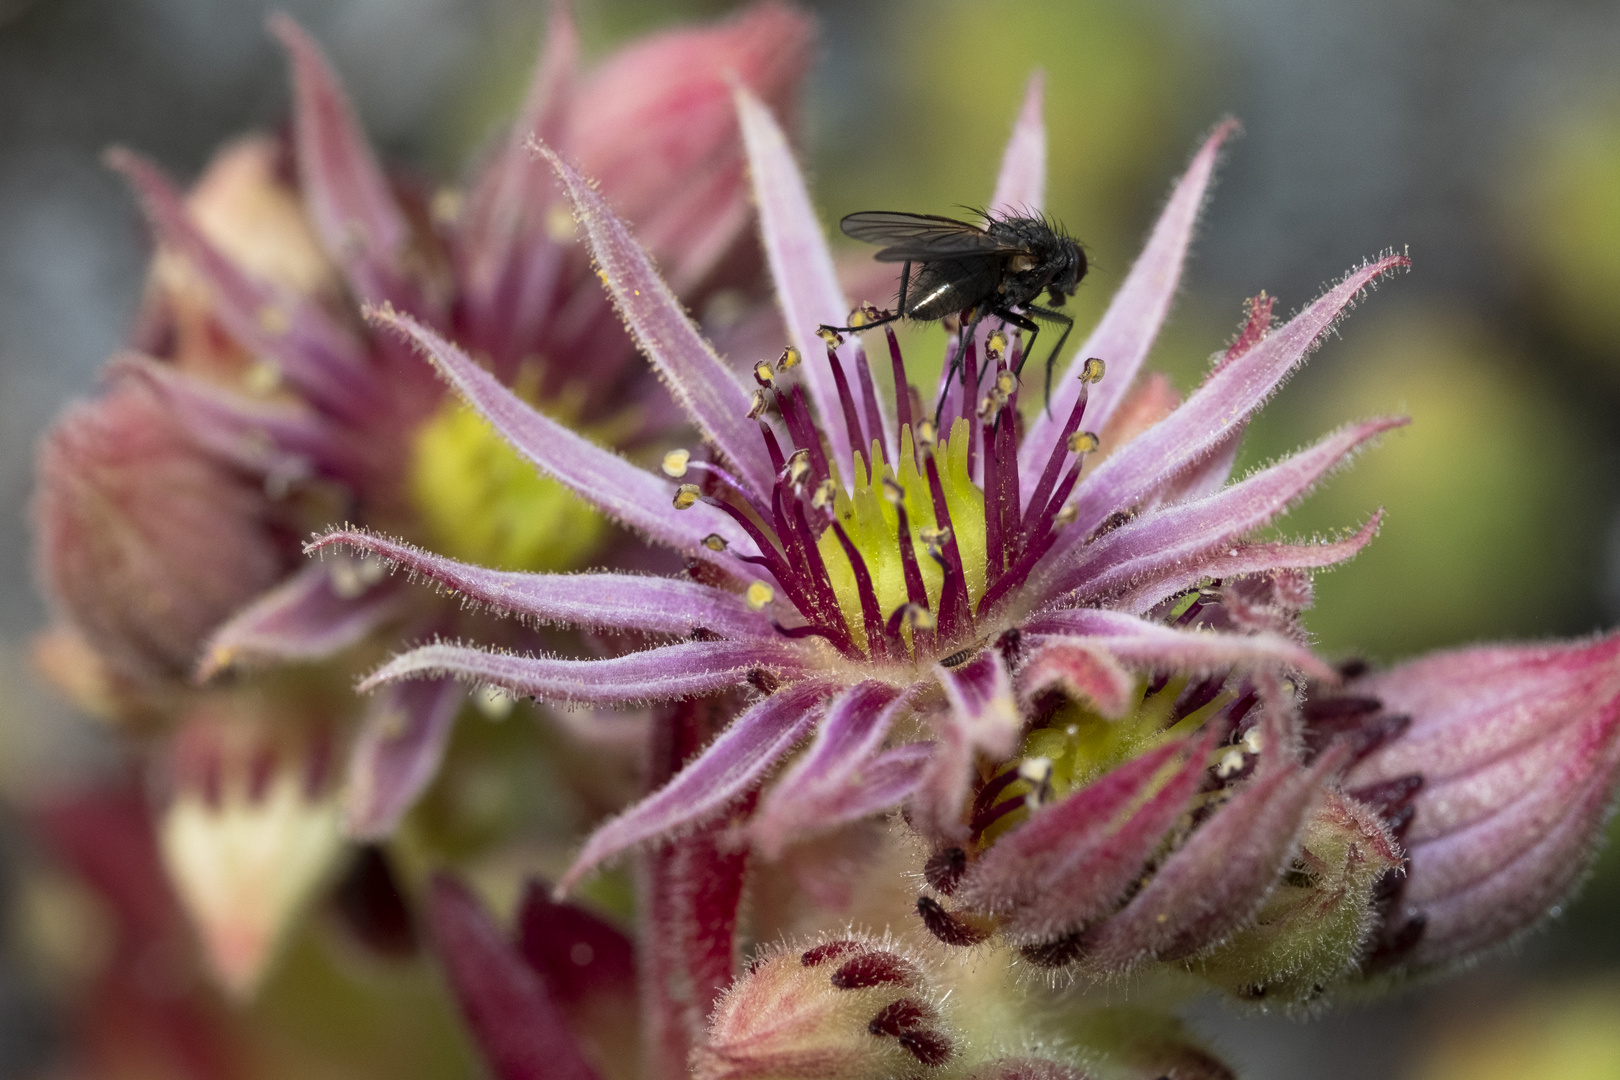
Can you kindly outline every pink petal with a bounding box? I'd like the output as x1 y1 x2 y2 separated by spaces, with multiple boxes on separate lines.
514 880 635 1007
1019 121 1238 490
360 639 809 705
1041 416 1406 605
913 650 1021 840
197 562 404 680
989 71 1046 216
736 87 882 475
368 305 750 571
269 14 414 306
106 149 372 414
542 148 777 498
310 528 773 640
426 875 603 1080
558 681 836 893
1112 511 1383 616
345 676 464 839
1059 252 1410 547
1021 608 1336 682
1017 639 1136 719
751 682 923 857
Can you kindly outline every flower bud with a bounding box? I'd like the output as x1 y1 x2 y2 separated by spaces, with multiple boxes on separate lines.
158 694 344 997
693 936 954 1080
33 377 284 684
1342 633 1620 975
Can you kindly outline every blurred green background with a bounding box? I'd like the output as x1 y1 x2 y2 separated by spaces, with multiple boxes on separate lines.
0 0 1617 1078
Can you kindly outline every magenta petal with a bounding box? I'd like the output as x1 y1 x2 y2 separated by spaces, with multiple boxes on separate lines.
426 875 603 1080
542 149 777 497
989 71 1046 216
558 681 836 893
369 305 749 569
1017 639 1136 719
197 562 404 679
1086 744 1349 971
1022 608 1336 682
345 676 464 840
1113 512 1383 616
1042 416 1406 605
269 14 413 306
1019 121 1238 490
361 639 807 705
736 87 886 475
310 528 774 640
751 682 923 857
913 650 1021 840
106 149 371 414
957 730 1216 941
514 880 635 1007
1061 253 1410 545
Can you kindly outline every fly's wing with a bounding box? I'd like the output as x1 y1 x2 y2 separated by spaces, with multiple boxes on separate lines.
904 257 1003 321
840 211 1020 263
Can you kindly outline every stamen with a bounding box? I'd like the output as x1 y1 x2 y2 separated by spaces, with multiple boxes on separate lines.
757 419 785 471
824 345 869 461
816 326 844 348
1022 374 1091 538
785 449 811 488
788 497 852 650
752 360 775 387
661 448 691 477
702 534 728 551
781 385 830 482
672 484 701 510
923 454 971 639
1080 356 1107 383
747 388 768 420
829 521 889 657
772 621 844 644
686 460 772 522
810 478 837 510
776 345 802 372
852 341 890 466
914 419 937 451
1066 431 1100 453
884 478 930 610
884 326 913 444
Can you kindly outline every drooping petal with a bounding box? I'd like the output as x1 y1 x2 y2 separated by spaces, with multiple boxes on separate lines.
269 13 414 306
1017 639 1136 719
344 676 464 840
426 875 604 1080
106 149 372 415
542 148 777 497
1021 608 1336 682
989 71 1046 216
368 305 750 569
362 639 808 706
1058 253 1410 547
1039 416 1406 605
1112 512 1383 616
737 86 885 475
514 879 636 1007
197 561 405 679
751 682 926 857
1019 121 1238 489
559 681 836 893
914 650 1022 839
310 528 775 640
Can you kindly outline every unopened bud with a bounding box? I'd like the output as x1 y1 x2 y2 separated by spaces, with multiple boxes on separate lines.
673 484 701 510
662 448 692 478
693 937 954 1080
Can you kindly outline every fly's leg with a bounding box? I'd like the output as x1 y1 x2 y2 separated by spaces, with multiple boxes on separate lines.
1022 304 1074 417
817 261 912 335
933 309 986 428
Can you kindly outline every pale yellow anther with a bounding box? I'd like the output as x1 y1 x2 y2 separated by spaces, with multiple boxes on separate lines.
747 389 769 420
811 478 837 510
996 370 1016 396
752 361 775 386
901 604 937 632
988 330 1008 357
1067 431 1101 454
244 359 283 395
745 581 775 611
776 345 802 371
848 307 868 328
672 484 701 510
881 477 905 505
1054 504 1078 526
918 525 951 550
661 449 691 478
1081 356 1107 383
816 326 844 348
1242 726 1265 755
1216 748 1246 778
786 449 810 486
915 419 937 448
977 395 998 421
702 533 729 552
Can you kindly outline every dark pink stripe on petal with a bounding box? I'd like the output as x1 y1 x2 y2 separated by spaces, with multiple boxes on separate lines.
345 675 464 839
558 680 836 892
543 149 777 499
360 639 804 704
1022 608 1336 682
309 528 774 640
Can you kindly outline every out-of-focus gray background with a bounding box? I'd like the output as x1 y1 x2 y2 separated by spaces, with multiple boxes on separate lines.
1 1 1618 1077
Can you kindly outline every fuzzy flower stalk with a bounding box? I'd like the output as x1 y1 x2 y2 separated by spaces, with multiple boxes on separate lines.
31 2 815 996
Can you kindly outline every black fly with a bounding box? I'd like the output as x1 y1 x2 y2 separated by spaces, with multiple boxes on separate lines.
819 211 1087 417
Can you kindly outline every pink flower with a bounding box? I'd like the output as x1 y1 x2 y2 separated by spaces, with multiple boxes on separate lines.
325 74 1406 979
